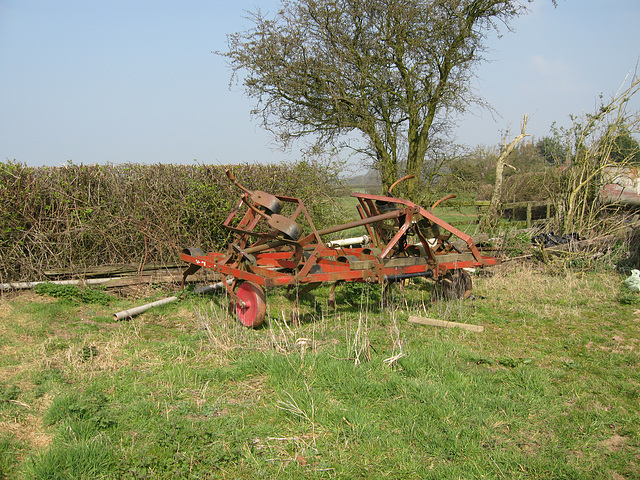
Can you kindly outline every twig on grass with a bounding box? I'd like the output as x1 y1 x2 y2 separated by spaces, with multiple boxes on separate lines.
383 352 406 367
276 386 318 448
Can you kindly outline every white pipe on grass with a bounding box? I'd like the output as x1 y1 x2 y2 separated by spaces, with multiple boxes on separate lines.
112 281 228 321
113 296 179 321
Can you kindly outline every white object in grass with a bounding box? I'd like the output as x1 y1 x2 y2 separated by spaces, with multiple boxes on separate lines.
624 269 640 292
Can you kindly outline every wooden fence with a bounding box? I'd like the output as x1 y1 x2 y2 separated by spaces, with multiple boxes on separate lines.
470 200 554 228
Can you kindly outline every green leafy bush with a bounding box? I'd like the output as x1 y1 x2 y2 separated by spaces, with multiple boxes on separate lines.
339 281 383 307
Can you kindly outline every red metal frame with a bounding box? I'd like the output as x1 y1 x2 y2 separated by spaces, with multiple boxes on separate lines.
181 188 499 300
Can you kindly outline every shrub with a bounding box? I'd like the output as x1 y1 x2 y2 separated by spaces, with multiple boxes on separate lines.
0 160 342 281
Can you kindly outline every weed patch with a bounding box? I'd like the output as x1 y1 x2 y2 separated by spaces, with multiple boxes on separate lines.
616 290 640 307
33 283 113 306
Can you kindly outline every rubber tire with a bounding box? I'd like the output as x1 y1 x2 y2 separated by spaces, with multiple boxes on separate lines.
433 270 472 301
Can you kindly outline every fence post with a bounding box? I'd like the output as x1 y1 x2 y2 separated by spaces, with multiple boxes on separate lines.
526 203 532 228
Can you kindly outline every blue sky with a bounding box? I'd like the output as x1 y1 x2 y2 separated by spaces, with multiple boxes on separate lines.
1 0 639 170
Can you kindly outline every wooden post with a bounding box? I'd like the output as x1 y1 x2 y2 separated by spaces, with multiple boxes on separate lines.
408 316 484 332
526 203 532 228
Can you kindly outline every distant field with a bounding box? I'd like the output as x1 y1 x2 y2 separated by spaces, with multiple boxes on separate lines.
1 263 638 479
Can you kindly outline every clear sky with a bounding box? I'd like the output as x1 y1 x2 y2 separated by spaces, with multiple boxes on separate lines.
1 0 639 169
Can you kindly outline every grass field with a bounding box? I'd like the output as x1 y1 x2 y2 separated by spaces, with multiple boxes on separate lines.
1 262 639 479
328 195 485 242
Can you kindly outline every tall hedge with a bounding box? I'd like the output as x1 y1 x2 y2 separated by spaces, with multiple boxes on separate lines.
0 161 341 282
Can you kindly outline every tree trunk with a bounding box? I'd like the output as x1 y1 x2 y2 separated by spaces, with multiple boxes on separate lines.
480 115 529 231
405 111 434 200
378 149 397 194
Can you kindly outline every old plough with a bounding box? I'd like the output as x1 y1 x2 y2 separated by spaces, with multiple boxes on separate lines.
181 171 499 327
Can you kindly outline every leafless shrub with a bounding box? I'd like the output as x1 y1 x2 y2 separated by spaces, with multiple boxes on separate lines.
0 161 342 281
548 75 640 235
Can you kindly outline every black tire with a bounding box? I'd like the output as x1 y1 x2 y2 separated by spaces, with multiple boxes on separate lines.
432 270 472 301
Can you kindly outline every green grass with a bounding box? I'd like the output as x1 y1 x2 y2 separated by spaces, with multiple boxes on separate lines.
331 193 482 228
329 193 518 240
0 267 639 479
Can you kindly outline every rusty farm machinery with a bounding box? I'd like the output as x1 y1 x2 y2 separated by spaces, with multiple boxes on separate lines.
181 171 499 327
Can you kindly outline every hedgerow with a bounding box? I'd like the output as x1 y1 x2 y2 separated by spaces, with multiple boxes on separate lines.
0 160 341 282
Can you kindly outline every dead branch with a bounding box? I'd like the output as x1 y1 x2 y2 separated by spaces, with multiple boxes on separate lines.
480 115 530 231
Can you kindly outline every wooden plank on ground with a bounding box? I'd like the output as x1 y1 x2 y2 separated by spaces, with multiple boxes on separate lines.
408 315 484 333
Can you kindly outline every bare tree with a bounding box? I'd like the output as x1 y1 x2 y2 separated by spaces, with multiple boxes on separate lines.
222 0 532 199
550 75 640 234
480 114 529 230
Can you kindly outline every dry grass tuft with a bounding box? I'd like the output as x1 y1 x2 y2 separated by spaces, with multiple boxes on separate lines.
0 412 53 450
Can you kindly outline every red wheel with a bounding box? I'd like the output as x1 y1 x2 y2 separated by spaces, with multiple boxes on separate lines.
232 281 266 328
